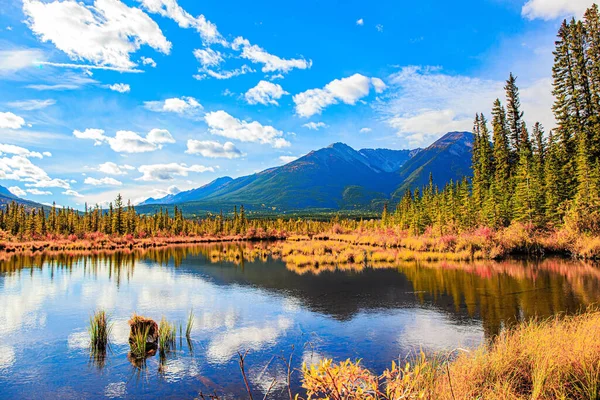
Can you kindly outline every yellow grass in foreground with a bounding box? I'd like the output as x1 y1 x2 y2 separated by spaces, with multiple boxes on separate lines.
300 310 600 399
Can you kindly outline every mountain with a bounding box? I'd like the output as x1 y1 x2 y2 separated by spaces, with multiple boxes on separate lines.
391 131 473 199
140 176 234 205
0 185 44 209
139 131 473 212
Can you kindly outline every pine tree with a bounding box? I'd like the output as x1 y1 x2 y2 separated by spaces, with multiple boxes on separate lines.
505 73 524 162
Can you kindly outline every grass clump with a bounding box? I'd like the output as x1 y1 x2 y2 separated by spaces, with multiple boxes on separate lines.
88 310 112 351
158 317 177 353
130 325 151 358
300 310 600 399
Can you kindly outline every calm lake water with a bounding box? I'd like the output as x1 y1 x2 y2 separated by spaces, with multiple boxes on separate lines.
1 243 599 399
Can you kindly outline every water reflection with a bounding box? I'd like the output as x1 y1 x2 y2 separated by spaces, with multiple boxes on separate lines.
0 243 599 398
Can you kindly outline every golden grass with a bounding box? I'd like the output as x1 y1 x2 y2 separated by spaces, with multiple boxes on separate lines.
300 310 600 399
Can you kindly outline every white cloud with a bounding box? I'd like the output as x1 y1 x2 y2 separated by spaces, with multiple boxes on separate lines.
293 73 386 117
136 163 214 181
108 83 130 93
193 48 223 67
302 122 328 130
194 65 254 80
0 49 44 74
360 127 372 133
204 111 290 148
8 186 26 197
522 0 594 20
232 37 312 74
0 143 44 158
26 178 71 189
73 128 106 145
144 96 202 115
279 155 298 163
376 24 384 32
27 188 52 195
97 162 135 175
356 18 364 26
378 65 555 147
140 56 156 67
73 128 175 152
36 61 143 73
84 176 123 186
42 152 52 157
0 112 25 129
62 189 83 197
6 99 56 110
186 140 243 159
244 80 288 105
153 185 181 197
137 0 224 45
23 0 171 69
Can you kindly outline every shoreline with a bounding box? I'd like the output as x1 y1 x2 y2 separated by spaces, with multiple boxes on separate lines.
1 223 599 260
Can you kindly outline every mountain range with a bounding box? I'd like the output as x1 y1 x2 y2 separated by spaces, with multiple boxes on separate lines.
140 131 473 212
0 131 473 213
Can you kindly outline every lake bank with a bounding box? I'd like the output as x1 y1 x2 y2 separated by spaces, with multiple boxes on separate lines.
2 222 599 260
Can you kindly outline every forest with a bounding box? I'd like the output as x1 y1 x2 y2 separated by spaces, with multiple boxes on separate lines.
2 6 600 260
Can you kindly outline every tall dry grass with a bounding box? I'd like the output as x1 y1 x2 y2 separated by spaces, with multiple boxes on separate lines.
299 310 600 399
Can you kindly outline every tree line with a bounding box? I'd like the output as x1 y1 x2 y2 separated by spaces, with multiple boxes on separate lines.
0 195 364 239
386 5 600 235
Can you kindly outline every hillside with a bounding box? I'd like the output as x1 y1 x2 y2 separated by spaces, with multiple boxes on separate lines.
138 132 473 212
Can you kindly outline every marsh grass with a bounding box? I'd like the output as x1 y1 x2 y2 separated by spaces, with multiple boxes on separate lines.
186 310 194 338
300 310 600 399
88 310 112 351
158 317 176 353
130 325 151 359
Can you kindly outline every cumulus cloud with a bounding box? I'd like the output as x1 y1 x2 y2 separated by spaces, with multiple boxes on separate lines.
244 80 288 105
232 37 312 74
140 56 156 67
136 163 214 181
0 143 44 158
62 189 83 197
73 128 175 153
293 73 386 117
0 112 25 129
204 111 290 148
27 188 52 195
377 65 555 147
8 186 26 197
302 122 328 130
22 0 171 70
144 96 202 115
137 0 224 45
193 48 223 68
356 18 364 26
279 155 298 163
97 162 135 175
6 99 56 110
84 176 123 186
0 148 71 190
194 65 254 80
522 0 593 20
108 83 130 93
186 140 243 159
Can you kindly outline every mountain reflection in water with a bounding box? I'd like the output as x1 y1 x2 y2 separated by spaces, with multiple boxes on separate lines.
0 243 598 399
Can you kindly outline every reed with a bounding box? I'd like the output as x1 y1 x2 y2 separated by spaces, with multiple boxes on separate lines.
130 325 151 359
88 310 111 351
300 309 600 399
158 317 176 352
185 310 194 338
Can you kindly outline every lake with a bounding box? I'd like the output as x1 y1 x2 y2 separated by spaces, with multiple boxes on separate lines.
1 242 599 399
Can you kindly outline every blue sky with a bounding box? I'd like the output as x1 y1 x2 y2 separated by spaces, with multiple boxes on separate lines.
0 0 594 208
